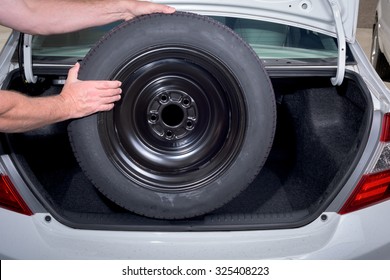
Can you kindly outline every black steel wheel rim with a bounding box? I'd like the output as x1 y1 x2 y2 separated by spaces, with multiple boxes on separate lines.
99 46 247 192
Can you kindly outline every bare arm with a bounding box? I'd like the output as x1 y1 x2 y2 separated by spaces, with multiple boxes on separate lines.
0 0 175 133
0 0 175 35
0 63 122 133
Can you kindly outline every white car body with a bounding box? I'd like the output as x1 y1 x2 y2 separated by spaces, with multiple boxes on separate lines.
377 0 390 64
2 203 390 259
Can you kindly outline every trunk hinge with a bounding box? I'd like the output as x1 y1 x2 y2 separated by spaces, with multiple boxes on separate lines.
328 0 346 86
22 34 37 83
0 31 19 86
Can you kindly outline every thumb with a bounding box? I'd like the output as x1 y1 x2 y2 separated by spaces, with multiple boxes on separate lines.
67 62 80 82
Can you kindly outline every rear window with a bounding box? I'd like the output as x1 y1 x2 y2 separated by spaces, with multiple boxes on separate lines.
31 16 347 65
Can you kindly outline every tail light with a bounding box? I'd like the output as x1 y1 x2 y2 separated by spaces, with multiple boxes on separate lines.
0 174 32 216
339 171 390 214
339 113 390 214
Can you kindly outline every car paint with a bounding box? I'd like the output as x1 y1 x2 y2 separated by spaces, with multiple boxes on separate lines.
154 0 359 42
377 0 390 63
2 200 390 259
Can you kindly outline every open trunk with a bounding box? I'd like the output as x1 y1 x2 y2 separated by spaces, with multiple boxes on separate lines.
2 69 371 230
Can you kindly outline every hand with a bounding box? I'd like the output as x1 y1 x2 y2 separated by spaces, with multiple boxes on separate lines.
121 0 176 21
59 63 122 119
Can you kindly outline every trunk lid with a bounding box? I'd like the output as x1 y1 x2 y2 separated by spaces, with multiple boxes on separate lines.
155 0 359 43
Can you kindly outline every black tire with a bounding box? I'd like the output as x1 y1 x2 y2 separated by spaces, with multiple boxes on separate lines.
68 12 276 219
371 17 390 80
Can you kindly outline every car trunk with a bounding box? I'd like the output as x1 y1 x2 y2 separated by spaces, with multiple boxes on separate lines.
2 68 371 230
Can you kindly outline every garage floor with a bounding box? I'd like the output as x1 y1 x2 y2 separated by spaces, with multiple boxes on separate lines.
0 26 11 47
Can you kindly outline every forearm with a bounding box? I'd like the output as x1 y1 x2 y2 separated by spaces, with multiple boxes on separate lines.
28 0 130 35
0 0 174 35
1 0 129 35
0 90 68 133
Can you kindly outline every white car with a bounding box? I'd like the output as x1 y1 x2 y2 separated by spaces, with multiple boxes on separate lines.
371 0 390 78
1 0 390 259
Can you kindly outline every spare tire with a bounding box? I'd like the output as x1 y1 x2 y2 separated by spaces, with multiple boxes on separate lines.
68 12 276 219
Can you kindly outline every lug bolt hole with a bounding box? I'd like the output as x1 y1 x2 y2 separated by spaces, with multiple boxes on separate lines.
149 114 158 123
186 120 194 129
166 130 174 139
182 98 191 107
160 94 169 103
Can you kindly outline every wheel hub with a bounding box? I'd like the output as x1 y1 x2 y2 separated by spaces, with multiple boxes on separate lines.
148 90 197 140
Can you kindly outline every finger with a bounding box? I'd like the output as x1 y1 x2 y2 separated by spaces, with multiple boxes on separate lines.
127 3 175 19
95 87 122 97
97 103 116 112
100 93 122 101
67 63 80 82
153 5 175 14
93 80 122 90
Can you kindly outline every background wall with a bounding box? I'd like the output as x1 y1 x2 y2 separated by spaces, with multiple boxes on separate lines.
358 0 378 28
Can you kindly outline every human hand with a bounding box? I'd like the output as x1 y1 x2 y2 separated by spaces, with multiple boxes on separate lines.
121 0 176 21
59 63 122 119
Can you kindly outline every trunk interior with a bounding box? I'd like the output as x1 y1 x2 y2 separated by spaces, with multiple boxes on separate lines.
3 69 371 230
